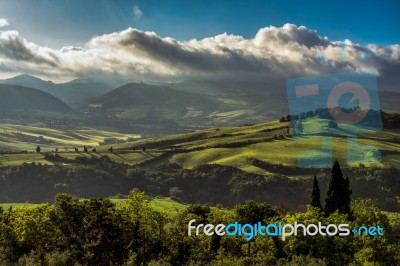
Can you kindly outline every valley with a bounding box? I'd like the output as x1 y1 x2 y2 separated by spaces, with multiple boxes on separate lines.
0 74 399 212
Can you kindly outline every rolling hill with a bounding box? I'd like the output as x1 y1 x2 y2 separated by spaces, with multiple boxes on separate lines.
90 82 211 108
79 82 289 127
0 123 140 152
1 115 398 173
0 84 74 114
0 74 55 89
0 74 116 104
95 117 400 173
80 82 220 125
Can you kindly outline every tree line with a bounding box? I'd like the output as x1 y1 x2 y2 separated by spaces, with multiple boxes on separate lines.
0 156 399 211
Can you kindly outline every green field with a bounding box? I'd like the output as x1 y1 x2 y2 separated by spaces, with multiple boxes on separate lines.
1 118 400 173
110 197 187 217
0 124 140 152
0 197 187 218
0 202 36 209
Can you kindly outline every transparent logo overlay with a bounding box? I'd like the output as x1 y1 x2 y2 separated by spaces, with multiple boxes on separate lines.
286 72 382 168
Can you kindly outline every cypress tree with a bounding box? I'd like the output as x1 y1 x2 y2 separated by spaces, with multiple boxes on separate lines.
310 175 322 210
324 160 352 216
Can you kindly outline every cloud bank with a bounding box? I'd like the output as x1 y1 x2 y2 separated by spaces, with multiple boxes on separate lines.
0 22 399 91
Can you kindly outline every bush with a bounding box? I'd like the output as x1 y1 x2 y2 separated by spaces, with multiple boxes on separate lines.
45 250 74 266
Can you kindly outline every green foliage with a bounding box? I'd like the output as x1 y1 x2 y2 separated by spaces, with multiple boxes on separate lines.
283 207 355 264
50 194 131 265
125 190 168 265
11 204 61 258
169 186 183 199
234 200 277 224
276 255 327 266
0 192 398 265
351 199 399 265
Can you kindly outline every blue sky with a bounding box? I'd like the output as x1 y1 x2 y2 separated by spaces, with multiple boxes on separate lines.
0 0 399 48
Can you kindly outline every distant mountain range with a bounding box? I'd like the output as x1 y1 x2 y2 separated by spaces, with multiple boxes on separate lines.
0 74 398 131
0 74 118 104
0 84 74 114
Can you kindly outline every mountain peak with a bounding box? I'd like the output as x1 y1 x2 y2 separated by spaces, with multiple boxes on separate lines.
1 74 53 84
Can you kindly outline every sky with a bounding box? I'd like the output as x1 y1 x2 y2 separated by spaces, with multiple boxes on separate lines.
0 0 399 89
0 0 399 47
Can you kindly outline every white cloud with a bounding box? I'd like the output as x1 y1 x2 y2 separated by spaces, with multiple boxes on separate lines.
0 23 399 91
0 18 9 28
133 5 143 20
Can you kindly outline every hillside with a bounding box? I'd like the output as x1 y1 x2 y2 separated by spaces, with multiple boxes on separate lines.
0 123 140 152
0 75 115 104
0 74 55 89
79 82 289 127
90 82 212 108
97 117 400 173
0 84 74 114
80 82 220 125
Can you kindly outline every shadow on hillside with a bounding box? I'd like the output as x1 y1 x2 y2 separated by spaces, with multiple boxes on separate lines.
138 151 156 158
113 153 132 164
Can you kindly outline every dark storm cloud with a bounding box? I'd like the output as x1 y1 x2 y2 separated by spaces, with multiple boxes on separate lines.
0 31 58 67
